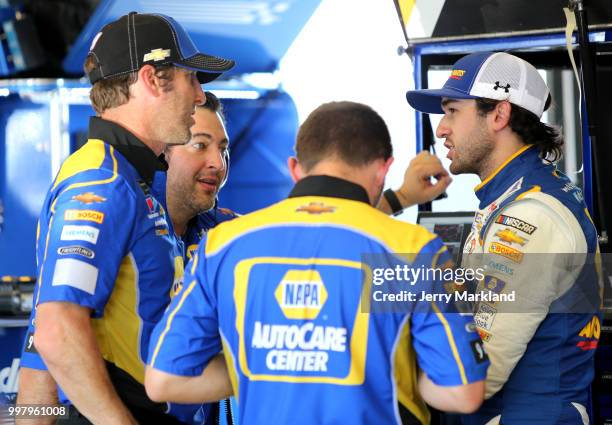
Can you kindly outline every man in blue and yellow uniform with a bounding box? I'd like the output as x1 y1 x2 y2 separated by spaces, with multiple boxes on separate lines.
145 101 489 424
18 92 234 424
407 51 602 424
20 13 234 424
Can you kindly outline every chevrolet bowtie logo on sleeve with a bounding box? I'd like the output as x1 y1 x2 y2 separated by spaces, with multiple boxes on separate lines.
143 48 171 62
494 228 527 246
71 192 107 204
295 202 336 214
274 269 328 320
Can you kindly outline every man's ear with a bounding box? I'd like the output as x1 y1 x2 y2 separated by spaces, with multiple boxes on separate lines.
137 64 162 97
491 100 512 131
287 157 302 183
375 156 394 187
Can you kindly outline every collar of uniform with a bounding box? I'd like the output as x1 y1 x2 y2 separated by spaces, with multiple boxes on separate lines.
474 145 540 205
88 116 168 184
288 175 370 204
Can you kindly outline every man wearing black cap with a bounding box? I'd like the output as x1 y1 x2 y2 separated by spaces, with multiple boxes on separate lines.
18 12 234 424
407 51 601 424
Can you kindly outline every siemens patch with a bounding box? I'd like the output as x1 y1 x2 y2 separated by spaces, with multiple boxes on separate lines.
60 225 99 244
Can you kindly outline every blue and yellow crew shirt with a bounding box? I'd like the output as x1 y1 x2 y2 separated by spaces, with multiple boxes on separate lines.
21 158 237 424
26 117 179 389
149 175 489 425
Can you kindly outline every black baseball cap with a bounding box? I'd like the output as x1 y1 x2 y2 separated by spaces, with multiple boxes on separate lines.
86 12 235 84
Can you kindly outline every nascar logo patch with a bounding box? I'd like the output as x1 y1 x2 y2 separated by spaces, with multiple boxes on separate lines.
495 214 536 235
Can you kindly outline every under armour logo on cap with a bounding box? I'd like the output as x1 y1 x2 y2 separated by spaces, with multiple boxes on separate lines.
493 81 511 93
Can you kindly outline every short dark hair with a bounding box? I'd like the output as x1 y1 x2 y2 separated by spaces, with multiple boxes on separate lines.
199 91 225 124
475 98 563 163
295 101 392 171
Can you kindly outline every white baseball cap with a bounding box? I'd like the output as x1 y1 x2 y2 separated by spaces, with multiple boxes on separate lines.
407 51 551 119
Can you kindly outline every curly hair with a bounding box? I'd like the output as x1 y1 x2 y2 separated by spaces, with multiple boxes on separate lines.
475 98 563 163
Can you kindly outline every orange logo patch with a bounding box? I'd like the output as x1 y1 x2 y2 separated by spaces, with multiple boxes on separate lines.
296 202 336 215
450 69 466 80
64 209 104 224
72 192 107 204
489 242 523 263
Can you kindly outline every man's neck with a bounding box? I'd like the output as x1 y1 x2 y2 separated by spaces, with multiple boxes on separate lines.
479 136 527 182
100 109 165 156
169 209 190 237
304 161 381 206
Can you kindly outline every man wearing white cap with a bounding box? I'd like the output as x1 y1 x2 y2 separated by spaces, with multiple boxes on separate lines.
407 51 601 424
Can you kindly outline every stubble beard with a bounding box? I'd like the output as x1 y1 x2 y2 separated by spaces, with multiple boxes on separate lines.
166 173 216 229
449 121 494 177
158 92 194 146
162 115 192 146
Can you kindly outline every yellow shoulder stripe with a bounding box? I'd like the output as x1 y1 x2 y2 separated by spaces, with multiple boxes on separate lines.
50 140 119 213
516 185 541 200
52 139 108 190
206 197 437 256
584 207 596 227
150 280 198 367
475 145 533 192
431 302 468 385
221 336 240 401
393 317 430 424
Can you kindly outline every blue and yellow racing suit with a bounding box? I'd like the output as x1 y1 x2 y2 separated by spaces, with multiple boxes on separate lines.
461 145 601 424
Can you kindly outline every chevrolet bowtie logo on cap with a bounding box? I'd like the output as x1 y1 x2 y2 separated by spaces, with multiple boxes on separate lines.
143 48 171 62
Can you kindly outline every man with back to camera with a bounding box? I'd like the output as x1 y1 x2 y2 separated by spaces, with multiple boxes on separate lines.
20 12 234 424
144 100 489 425
407 51 601 424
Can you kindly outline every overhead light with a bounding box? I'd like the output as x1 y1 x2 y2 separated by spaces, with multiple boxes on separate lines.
210 89 260 100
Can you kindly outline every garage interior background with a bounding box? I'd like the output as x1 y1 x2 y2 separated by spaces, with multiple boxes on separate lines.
0 1 611 423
